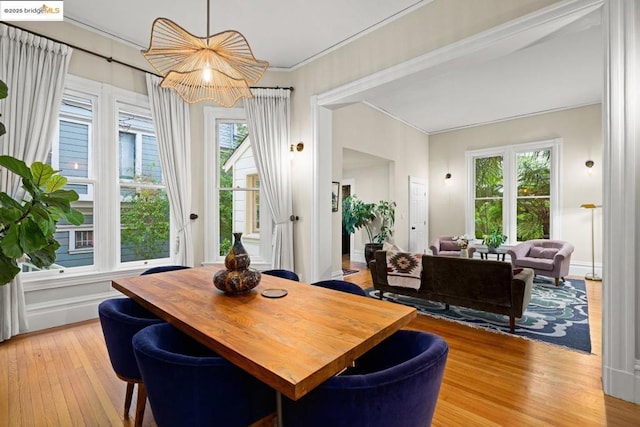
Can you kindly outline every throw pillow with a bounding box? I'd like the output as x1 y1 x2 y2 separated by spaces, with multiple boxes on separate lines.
529 246 559 259
542 248 559 259
529 246 544 257
513 268 524 275
385 250 422 290
440 241 460 251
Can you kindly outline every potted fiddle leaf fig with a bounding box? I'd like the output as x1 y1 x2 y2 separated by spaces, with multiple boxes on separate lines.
342 194 396 265
0 79 84 286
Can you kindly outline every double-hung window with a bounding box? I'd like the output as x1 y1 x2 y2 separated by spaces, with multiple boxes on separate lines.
204 107 272 267
117 107 170 263
466 139 561 244
41 92 96 271
22 75 173 282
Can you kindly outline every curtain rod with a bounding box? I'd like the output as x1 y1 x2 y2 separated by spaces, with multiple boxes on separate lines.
3 22 293 91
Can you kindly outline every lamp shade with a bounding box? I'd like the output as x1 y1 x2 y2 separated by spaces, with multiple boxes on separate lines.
142 17 268 106
581 203 597 209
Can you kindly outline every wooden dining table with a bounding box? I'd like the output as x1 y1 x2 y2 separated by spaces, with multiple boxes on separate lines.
112 265 416 421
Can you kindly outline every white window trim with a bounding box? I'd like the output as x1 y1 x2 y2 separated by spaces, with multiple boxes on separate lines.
203 107 272 268
465 138 562 244
53 96 95 202
115 100 172 269
21 75 174 286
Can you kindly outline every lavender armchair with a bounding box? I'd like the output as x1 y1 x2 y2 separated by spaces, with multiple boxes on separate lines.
507 239 574 286
430 236 476 258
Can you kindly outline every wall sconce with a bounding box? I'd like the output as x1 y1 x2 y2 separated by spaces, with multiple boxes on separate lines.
290 142 304 153
585 160 594 175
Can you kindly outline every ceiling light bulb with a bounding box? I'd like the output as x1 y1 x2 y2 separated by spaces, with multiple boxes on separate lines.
202 66 212 83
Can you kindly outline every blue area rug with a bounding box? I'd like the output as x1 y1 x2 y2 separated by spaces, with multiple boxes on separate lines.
366 277 591 353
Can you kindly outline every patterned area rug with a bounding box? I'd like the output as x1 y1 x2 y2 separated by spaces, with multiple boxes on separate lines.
366 277 591 353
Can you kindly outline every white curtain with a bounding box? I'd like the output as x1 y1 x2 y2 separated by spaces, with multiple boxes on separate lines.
243 88 294 269
145 74 194 266
0 24 72 341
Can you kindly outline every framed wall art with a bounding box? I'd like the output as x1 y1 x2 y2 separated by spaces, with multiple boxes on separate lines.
332 181 340 212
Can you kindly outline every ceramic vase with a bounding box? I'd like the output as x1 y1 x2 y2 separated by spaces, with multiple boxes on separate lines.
213 233 261 294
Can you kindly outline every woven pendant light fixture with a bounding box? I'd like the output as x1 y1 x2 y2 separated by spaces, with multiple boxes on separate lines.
142 0 268 106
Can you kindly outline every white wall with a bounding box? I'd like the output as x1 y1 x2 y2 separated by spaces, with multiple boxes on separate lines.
428 104 603 275
342 161 392 262
333 103 429 270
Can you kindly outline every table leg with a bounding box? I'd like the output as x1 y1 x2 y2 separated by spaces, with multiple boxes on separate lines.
276 391 283 427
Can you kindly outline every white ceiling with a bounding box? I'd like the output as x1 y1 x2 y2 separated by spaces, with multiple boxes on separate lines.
63 0 427 69
361 13 603 134
62 0 602 135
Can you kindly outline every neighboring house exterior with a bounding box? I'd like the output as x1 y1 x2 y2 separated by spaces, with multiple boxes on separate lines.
222 135 261 257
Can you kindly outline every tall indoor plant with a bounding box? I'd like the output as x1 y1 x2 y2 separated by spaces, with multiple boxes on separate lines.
342 195 396 265
0 79 84 286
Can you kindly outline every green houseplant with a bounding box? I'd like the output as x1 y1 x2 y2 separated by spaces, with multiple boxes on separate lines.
342 195 396 265
482 230 507 251
0 79 84 286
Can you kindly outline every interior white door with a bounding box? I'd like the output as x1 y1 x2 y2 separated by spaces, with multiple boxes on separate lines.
409 176 427 253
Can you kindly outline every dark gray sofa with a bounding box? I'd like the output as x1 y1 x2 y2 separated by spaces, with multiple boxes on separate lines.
369 251 534 332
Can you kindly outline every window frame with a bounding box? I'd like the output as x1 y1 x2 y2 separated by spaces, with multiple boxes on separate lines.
116 101 172 268
245 173 260 236
52 99 95 202
21 75 175 288
68 228 95 253
203 107 272 268
465 138 562 244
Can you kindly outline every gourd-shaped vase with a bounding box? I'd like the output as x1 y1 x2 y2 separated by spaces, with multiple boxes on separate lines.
213 233 261 294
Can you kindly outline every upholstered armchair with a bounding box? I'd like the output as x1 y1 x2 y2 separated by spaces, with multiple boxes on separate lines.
282 330 448 427
507 239 574 286
430 236 476 257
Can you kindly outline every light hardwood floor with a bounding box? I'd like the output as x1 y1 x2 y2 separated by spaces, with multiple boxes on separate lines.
1 267 638 426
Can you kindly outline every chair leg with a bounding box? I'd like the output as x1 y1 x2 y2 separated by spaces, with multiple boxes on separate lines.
555 277 560 287
134 382 147 427
509 316 515 333
124 382 134 418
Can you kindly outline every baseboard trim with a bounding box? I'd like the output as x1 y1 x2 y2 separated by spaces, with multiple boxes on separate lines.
331 269 344 280
26 291 120 333
350 250 365 264
568 261 603 279
603 364 639 404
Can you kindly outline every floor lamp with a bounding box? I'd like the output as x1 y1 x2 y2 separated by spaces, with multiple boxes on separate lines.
581 203 602 281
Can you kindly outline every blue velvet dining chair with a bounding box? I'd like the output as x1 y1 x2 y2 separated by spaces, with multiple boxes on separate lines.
282 330 449 427
262 269 300 281
98 298 164 427
140 265 191 275
132 323 276 427
311 279 367 296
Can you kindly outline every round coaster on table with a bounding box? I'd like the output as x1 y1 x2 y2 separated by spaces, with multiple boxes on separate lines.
261 288 288 298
